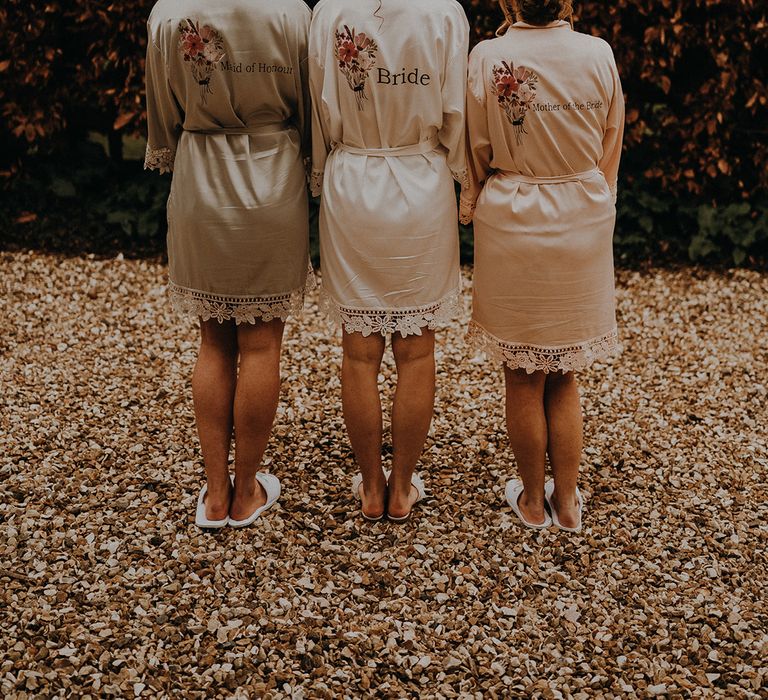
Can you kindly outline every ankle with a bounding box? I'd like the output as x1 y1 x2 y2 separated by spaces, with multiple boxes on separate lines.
519 490 545 513
553 488 578 509
207 476 231 496
386 481 412 503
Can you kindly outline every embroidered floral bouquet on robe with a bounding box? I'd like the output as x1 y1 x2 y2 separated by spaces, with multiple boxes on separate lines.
334 26 379 111
179 19 226 103
491 62 539 145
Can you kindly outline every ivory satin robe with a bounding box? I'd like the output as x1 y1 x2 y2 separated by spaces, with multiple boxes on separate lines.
462 20 625 373
309 0 469 338
144 0 312 324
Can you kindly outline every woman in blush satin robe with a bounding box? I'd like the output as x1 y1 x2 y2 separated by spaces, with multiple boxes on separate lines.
144 0 312 529
462 0 625 532
309 0 469 521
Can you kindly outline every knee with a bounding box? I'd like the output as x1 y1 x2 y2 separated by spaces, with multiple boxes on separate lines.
200 320 238 358
504 367 546 393
237 320 284 357
344 337 385 366
392 333 435 366
546 370 577 389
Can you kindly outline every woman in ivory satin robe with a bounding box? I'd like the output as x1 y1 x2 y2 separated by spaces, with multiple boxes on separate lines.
144 0 312 529
462 0 625 531
309 0 469 521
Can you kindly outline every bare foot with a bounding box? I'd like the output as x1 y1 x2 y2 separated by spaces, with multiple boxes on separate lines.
205 479 232 522
230 477 267 522
517 490 548 526
552 490 580 529
358 475 387 520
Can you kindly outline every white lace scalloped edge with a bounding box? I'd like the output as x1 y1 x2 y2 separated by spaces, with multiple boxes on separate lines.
144 146 175 174
310 169 324 198
169 270 316 325
467 321 620 374
320 288 461 338
459 195 476 225
452 168 471 192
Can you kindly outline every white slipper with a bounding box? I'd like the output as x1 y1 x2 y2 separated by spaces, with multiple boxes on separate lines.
505 479 552 529
195 476 233 530
228 473 281 528
352 470 389 522
544 480 583 532
388 472 426 523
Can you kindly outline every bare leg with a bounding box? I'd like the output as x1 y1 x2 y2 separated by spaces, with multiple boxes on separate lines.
229 319 285 521
342 331 387 519
544 371 583 528
504 367 548 525
192 320 238 520
388 330 436 518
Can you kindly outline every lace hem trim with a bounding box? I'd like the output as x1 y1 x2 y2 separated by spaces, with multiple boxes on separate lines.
467 321 620 374
459 195 476 225
310 169 324 198
144 146 175 174
320 288 461 338
452 168 471 192
169 270 316 324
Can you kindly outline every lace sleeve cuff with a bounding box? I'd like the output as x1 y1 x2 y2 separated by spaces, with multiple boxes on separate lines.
451 168 471 192
310 169 324 198
144 146 175 174
609 183 618 205
459 195 476 226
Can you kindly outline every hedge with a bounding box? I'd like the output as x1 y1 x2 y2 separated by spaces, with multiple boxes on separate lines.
1 0 766 264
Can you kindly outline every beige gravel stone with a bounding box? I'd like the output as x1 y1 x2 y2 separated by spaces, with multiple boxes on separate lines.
0 252 767 698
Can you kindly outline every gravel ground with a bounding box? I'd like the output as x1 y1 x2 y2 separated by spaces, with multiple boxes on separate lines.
1 251 767 699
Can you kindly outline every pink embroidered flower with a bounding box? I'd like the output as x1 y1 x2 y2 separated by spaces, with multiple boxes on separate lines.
491 60 539 145
198 25 216 43
518 83 535 104
355 33 372 51
338 40 358 63
178 20 226 103
497 74 520 98
334 24 379 111
182 33 205 58
514 66 532 83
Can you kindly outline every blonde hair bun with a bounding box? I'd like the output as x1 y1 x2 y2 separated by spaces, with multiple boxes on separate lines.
497 0 573 34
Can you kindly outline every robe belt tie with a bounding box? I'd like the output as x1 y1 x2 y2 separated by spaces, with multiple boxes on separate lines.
183 121 292 136
499 168 602 184
335 136 440 157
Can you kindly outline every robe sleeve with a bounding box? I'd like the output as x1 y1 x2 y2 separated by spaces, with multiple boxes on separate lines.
599 49 625 204
144 29 183 175
439 14 470 192
460 48 492 225
295 12 312 173
309 52 331 199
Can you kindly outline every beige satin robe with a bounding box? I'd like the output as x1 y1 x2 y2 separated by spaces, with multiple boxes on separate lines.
463 20 625 373
309 0 469 338
144 0 312 324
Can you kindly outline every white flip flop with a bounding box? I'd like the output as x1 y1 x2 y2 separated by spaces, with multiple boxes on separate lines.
387 472 426 523
505 479 552 529
544 479 583 533
228 473 281 528
195 475 233 530
352 470 389 522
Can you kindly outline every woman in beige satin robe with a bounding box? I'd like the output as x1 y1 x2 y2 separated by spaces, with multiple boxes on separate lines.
144 0 312 528
462 0 625 531
309 0 469 520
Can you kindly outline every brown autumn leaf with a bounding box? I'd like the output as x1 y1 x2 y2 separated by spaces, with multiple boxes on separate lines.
113 112 136 131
